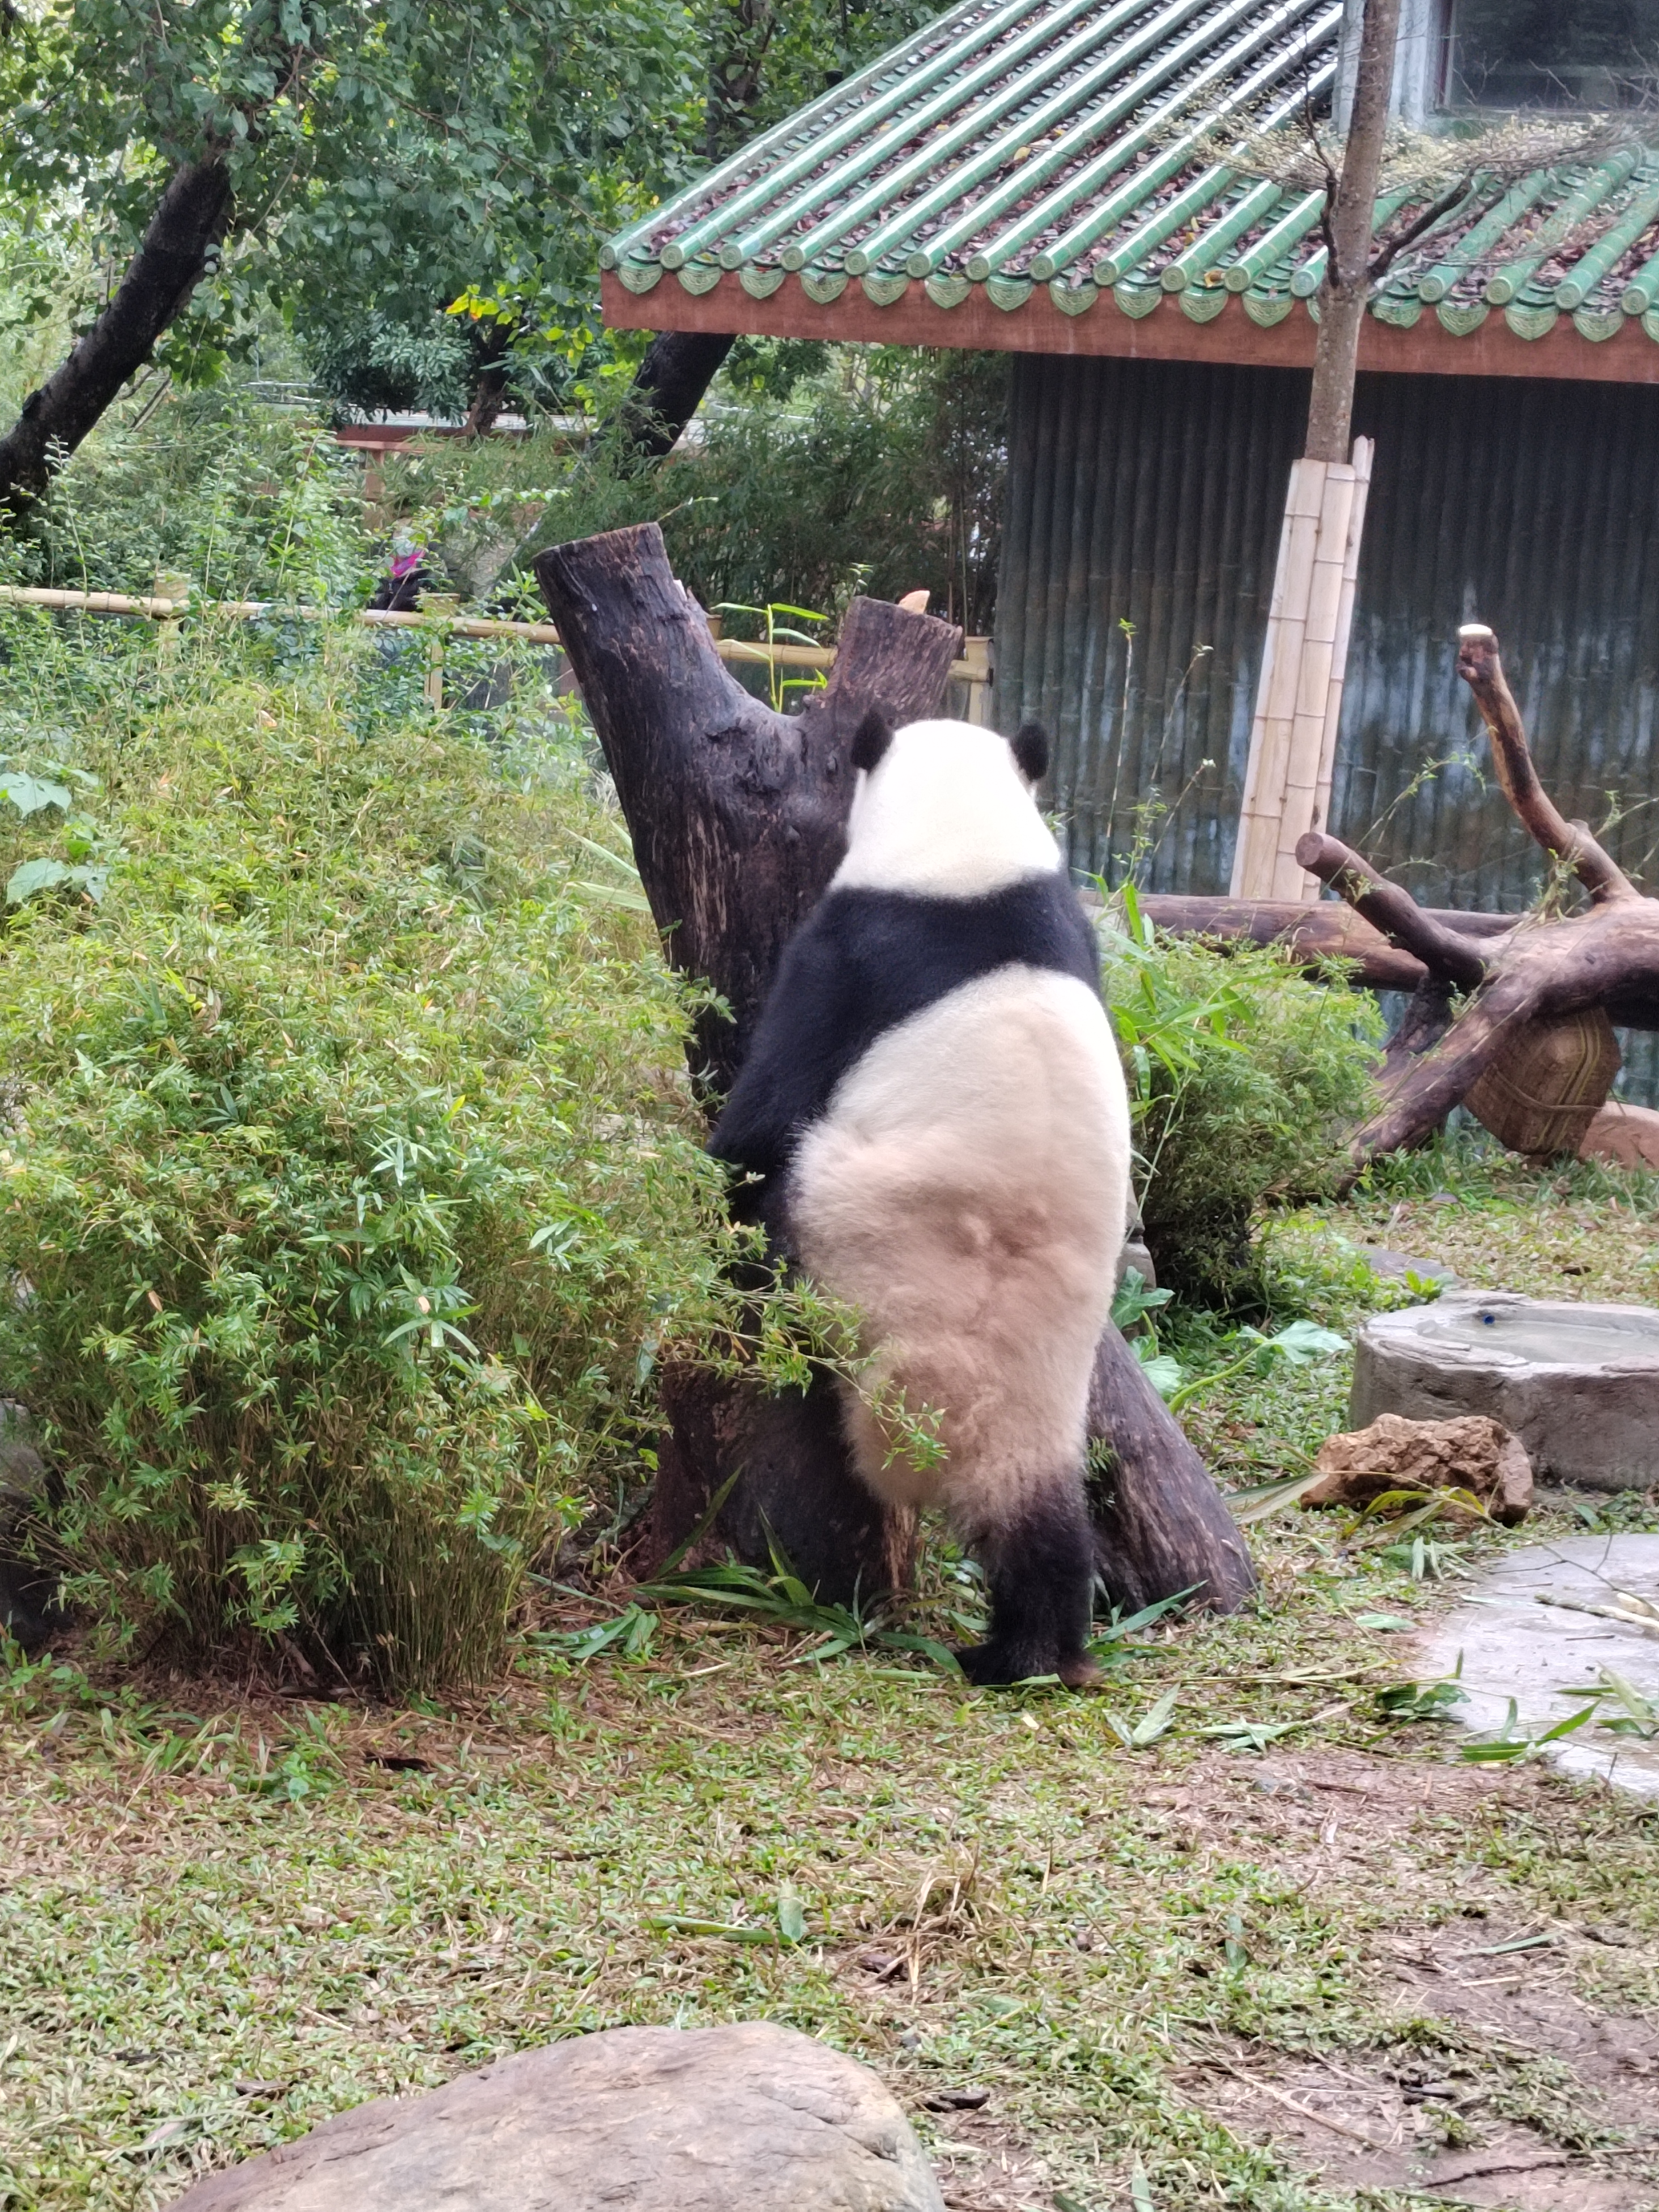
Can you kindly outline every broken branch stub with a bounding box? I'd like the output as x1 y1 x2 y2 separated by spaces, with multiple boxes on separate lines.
1455 624 1638 907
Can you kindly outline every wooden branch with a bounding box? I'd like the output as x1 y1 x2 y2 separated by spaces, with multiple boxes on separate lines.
1456 625 1639 905
1294 832 1491 987
1351 972 1541 1158
1135 895 1516 993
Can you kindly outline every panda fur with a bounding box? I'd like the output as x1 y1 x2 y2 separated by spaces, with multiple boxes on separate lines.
710 712 1131 1688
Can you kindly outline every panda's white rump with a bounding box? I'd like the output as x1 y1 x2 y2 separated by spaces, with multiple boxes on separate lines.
786 965 1131 1531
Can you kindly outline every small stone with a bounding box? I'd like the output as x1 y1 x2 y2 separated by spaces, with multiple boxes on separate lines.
1580 1100 1659 1171
1301 1412 1533 1524
166 2023 945 2212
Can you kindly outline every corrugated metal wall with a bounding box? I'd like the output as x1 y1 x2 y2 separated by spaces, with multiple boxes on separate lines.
996 351 1659 1099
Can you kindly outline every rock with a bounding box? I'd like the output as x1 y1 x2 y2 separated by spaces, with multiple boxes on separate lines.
1301 1412 1533 1524
1116 1238 1156 1292
1418 1534 1659 1797
1350 1291 1659 1491
165 2022 945 2212
1580 1100 1659 1171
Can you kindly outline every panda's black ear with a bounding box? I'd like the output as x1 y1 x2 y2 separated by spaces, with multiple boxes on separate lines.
850 709 893 773
1011 721 1049 784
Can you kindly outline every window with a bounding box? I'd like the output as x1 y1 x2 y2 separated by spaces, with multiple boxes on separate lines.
1442 0 1659 108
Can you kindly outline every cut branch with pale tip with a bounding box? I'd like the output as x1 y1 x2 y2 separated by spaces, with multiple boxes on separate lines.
1456 625 1639 907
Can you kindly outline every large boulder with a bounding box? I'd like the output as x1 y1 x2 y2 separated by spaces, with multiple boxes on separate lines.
167 2023 945 2212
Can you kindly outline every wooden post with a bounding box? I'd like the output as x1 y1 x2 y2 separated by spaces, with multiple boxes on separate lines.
1230 437 1372 902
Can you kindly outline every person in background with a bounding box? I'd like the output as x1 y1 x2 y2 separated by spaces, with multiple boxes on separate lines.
368 525 432 612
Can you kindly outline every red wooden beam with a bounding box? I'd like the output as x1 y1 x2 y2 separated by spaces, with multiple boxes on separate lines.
603 271 1659 386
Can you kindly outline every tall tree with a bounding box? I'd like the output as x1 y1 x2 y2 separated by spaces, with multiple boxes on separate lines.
0 0 700 512
1304 0 1403 461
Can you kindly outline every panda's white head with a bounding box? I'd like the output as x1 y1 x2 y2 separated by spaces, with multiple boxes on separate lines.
832 713 1062 899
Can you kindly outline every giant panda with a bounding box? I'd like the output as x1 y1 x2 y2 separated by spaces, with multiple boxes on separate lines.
709 711 1132 1687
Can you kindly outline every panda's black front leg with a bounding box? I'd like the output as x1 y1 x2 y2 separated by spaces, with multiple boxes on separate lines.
956 1484 1099 1689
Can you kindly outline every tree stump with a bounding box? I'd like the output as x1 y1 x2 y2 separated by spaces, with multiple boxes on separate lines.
534 524 1256 1620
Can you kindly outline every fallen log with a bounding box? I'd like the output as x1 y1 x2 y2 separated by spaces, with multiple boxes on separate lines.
1135 896 1511 994
534 523 1256 1622
1135 895 1659 1033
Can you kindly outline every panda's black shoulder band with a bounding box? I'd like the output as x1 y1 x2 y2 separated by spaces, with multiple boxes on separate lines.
850 709 893 773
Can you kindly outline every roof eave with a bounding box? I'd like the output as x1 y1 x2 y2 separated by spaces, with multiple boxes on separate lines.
602 269 1659 384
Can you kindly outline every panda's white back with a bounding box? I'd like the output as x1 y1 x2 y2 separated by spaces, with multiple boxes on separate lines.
785 719 1130 1525
709 712 1135 1684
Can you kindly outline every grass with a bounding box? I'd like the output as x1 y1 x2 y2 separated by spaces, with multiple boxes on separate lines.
3 1117 1659 2212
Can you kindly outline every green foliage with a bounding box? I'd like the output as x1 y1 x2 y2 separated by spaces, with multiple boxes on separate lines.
301 311 478 427
7 383 366 603
0 610 735 1690
1103 897 1383 1308
384 346 1010 633
0 0 703 406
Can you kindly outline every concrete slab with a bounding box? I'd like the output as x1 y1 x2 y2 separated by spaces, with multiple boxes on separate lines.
1352 1292 1659 1488
1419 1535 1659 1797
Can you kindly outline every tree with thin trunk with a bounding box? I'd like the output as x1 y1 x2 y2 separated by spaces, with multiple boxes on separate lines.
1304 0 1402 462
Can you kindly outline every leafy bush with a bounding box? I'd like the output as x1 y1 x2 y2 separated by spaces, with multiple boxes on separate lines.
1104 902 1382 1308
9 384 366 605
384 344 1009 633
0 611 731 1689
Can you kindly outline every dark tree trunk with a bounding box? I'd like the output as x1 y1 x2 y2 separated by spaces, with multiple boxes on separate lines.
461 323 514 438
1086 1328 1257 1615
535 522 1257 1620
534 521 960 1100
0 156 231 513
616 330 737 466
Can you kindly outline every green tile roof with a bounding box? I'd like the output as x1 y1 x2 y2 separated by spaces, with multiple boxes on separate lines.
602 0 1659 348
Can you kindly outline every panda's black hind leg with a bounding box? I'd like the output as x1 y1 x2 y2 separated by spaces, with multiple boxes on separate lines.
955 1485 1098 1689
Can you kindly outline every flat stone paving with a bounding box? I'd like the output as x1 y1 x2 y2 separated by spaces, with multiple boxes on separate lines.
1420 1535 1659 1797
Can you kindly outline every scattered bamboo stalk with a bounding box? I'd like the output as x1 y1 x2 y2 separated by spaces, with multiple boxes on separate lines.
1533 1590 1659 1640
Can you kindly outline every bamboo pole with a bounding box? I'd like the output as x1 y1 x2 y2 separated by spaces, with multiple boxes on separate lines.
0 582 988 684
1230 436 1372 903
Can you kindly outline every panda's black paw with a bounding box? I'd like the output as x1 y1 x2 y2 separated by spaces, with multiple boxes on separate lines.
954 1640 1101 1690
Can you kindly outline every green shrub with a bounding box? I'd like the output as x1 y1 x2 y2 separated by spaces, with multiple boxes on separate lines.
1104 908 1382 1308
384 344 1009 633
0 613 729 1689
10 384 367 605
